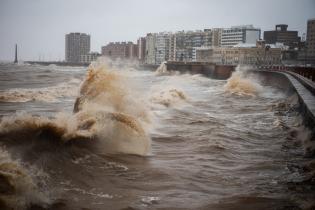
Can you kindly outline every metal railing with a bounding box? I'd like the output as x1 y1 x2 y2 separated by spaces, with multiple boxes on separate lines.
258 65 315 82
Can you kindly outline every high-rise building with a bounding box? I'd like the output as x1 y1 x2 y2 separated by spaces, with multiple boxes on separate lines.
169 30 212 62
145 33 157 65
306 19 315 63
211 28 223 47
220 25 261 47
155 32 171 64
65 32 90 63
264 24 300 49
137 37 146 63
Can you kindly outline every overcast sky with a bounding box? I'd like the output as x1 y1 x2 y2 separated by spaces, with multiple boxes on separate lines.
0 0 314 61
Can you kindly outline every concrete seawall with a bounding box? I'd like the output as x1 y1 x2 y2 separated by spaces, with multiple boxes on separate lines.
25 61 90 67
165 62 234 79
164 61 315 136
251 70 315 130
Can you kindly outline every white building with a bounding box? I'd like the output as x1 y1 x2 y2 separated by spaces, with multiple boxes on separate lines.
79 52 101 63
145 33 157 65
155 32 172 65
220 25 261 47
169 30 212 62
65 32 90 63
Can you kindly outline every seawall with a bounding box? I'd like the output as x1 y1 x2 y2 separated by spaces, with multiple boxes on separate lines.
25 61 90 67
254 70 315 133
164 61 315 135
165 61 234 79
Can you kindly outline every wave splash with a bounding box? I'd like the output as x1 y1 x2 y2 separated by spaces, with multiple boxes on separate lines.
150 88 187 107
0 147 50 209
0 62 152 155
224 65 262 96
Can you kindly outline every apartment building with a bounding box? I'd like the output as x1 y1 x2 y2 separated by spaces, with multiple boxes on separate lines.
306 19 315 63
196 40 281 65
220 25 261 47
101 42 138 60
65 32 90 63
145 33 157 65
264 24 300 49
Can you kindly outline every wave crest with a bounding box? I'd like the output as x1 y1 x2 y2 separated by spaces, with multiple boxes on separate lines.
0 147 50 209
0 62 152 156
150 88 187 107
224 66 262 96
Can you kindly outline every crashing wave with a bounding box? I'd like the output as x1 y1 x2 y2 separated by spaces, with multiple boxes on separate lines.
0 147 50 209
224 66 262 96
150 88 187 107
0 62 152 156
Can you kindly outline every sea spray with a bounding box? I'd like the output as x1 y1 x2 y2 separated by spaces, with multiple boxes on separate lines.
155 62 179 76
0 61 152 155
0 147 50 209
224 65 262 96
150 88 187 107
72 61 152 155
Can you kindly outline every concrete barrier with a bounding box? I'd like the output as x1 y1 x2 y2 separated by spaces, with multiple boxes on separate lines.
251 70 315 135
165 61 235 79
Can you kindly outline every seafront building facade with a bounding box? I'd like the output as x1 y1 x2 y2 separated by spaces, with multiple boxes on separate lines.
64 21 312 66
211 28 223 47
155 32 172 64
170 30 212 62
137 37 146 63
79 52 101 63
101 42 138 60
220 25 261 47
145 33 157 65
196 40 281 65
65 32 90 63
264 24 300 49
143 25 262 64
306 19 315 63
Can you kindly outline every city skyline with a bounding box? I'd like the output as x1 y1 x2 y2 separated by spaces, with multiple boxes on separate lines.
0 0 314 61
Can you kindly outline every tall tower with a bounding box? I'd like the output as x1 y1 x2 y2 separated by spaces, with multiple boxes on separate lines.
14 44 18 63
65 33 90 63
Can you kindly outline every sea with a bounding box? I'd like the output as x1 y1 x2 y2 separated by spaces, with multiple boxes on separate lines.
0 60 314 210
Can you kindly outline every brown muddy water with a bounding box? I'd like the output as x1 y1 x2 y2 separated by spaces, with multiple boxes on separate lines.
0 62 314 210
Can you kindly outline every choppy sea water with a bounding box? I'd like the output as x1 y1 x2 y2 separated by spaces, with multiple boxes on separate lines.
0 62 314 210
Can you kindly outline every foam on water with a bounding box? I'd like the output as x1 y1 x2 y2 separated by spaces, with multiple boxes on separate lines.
0 78 81 103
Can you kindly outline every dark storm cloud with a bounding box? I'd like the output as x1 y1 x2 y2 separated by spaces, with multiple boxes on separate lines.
0 0 314 61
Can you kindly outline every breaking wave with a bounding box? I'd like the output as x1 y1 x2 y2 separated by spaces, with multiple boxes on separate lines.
0 62 151 155
224 66 262 96
155 62 179 76
0 147 50 209
150 88 187 107
0 61 153 209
